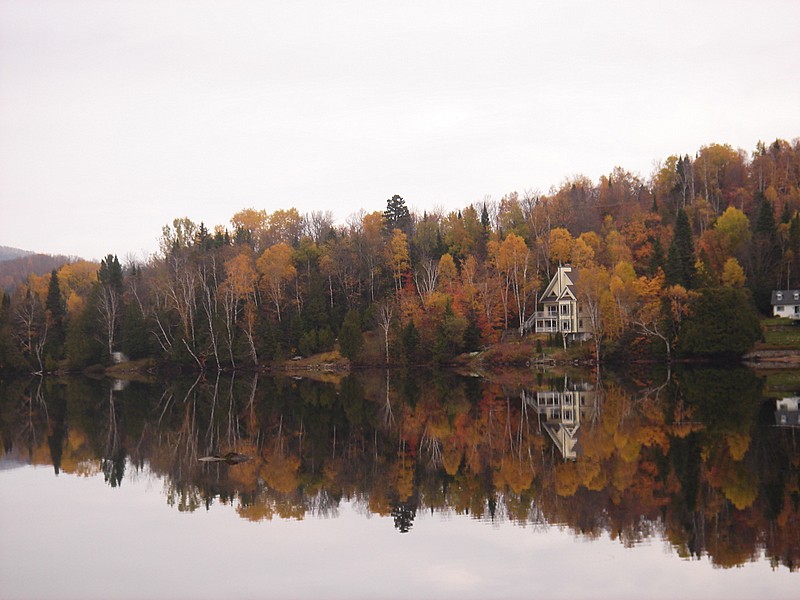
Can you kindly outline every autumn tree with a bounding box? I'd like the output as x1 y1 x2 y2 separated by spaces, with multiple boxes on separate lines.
387 229 410 294
230 208 267 250
494 233 535 334
159 217 197 256
631 272 674 360
223 250 260 365
257 243 296 322
265 208 304 248
574 263 611 364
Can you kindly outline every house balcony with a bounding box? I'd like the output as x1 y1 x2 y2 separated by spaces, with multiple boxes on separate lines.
533 312 575 334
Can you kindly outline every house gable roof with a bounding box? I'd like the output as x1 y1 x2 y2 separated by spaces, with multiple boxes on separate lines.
772 290 800 306
541 266 578 302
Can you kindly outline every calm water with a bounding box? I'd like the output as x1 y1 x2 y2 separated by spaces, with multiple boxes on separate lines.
0 367 797 599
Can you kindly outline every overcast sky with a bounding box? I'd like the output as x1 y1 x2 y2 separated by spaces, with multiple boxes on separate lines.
1 0 799 261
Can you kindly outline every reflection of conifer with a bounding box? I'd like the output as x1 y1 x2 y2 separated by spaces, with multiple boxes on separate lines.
46 390 67 475
391 502 416 533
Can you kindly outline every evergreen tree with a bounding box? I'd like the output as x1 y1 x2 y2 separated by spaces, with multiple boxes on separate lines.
97 254 124 358
0 292 26 372
98 254 123 291
648 237 665 276
45 269 66 360
400 320 420 364
750 199 780 313
477 202 490 260
383 194 411 234
338 309 363 361
665 208 696 288
463 306 481 351
121 302 149 359
481 203 490 229
678 287 761 357
64 298 104 369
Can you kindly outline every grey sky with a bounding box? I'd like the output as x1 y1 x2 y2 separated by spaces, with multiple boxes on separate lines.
1 0 799 261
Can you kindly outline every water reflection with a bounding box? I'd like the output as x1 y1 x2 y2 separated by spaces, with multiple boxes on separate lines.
523 377 597 460
1 366 799 572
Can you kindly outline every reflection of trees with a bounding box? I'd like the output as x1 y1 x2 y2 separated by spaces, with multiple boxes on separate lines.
101 388 125 487
391 502 416 533
1 367 799 570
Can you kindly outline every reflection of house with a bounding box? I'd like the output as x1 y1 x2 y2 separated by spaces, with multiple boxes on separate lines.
531 266 591 340
775 396 800 427
521 382 596 460
771 290 800 319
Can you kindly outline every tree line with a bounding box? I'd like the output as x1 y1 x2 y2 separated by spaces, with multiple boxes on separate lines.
1 138 799 372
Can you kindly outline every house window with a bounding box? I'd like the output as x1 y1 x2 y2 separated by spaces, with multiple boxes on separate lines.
794 292 799 300
579 319 583 328
562 321 569 331
560 304 570 315
777 306 785 312
777 292 784 300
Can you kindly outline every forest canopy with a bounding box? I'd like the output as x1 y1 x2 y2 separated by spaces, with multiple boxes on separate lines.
1 137 798 372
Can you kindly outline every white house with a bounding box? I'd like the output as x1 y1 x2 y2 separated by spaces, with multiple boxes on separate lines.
771 290 800 319
531 265 592 340
775 397 800 427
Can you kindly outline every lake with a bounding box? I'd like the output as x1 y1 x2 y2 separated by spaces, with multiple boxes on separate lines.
0 366 797 599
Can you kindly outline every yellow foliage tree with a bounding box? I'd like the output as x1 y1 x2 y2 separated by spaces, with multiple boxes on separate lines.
721 257 746 288
257 243 296 322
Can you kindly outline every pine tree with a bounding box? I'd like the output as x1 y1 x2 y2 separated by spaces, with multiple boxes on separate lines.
750 199 780 312
338 309 363 361
98 255 123 291
383 194 411 234
678 287 761 357
648 237 665 276
45 269 66 359
665 208 696 288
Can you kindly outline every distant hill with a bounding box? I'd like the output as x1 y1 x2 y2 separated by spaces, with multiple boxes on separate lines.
0 253 73 291
0 245 34 263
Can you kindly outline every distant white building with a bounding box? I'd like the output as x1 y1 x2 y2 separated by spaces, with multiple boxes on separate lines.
771 290 800 319
775 397 800 427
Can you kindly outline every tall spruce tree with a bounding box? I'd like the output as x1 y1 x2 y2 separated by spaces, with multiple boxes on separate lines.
338 309 363 361
98 254 123 290
383 194 411 234
45 269 66 359
750 199 780 313
665 208 696 288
